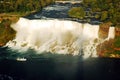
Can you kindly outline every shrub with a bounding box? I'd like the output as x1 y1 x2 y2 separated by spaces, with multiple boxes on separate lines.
68 7 86 19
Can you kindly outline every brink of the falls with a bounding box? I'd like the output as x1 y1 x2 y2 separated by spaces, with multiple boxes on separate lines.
6 18 115 58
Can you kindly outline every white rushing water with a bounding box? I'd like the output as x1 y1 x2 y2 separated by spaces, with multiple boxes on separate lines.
106 27 115 40
6 18 115 58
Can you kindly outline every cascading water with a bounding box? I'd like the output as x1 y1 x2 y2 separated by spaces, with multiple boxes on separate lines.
6 18 115 58
107 27 115 40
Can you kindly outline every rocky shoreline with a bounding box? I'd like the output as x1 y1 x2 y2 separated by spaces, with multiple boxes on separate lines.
97 22 120 58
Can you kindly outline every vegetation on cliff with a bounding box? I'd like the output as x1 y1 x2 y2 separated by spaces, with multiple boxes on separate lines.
0 19 16 46
97 37 120 58
68 7 86 19
96 21 120 58
0 0 54 13
84 0 120 25
68 0 120 27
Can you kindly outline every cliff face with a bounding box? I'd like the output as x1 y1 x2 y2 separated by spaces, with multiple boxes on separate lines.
115 28 120 37
98 22 112 39
97 22 120 58
0 15 17 46
97 38 120 58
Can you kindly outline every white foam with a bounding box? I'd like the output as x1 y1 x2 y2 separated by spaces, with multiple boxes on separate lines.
6 18 115 58
107 27 115 40
44 5 68 11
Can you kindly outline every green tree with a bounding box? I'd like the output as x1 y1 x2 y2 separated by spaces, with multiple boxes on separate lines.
68 7 86 19
0 0 54 13
100 11 108 21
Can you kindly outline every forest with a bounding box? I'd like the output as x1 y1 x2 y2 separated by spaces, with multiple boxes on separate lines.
68 0 120 27
0 0 54 13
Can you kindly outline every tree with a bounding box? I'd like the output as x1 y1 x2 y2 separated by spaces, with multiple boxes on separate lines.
100 11 108 21
0 0 54 13
68 7 86 19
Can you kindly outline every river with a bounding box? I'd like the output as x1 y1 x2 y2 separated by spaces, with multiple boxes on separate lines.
0 2 120 80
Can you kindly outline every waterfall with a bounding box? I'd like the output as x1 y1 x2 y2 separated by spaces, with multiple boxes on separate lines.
6 18 115 58
107 27 115 40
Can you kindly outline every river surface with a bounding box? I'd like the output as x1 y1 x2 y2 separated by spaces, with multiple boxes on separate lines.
25 3 86 23
26 3 80 19
0 2 120 80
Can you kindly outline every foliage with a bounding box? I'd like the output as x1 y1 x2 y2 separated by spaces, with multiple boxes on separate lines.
95 14 100 19
83 0 97 3
100 11 108 21
83 0 120 26
0 0 54 13
114 37 120 48
68 7 86 19
0 19 16 45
